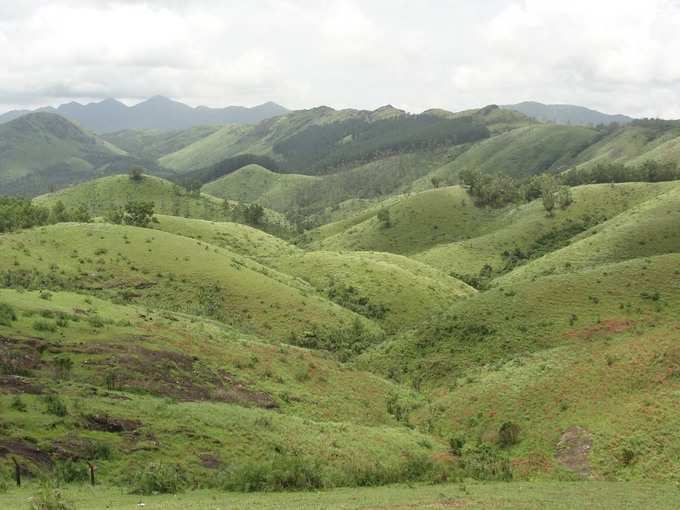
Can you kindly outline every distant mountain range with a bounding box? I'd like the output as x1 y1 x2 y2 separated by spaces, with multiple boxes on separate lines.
0 96 289 133
503 101 633 126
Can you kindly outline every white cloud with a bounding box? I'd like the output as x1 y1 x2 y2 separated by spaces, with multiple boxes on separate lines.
1 0 680 117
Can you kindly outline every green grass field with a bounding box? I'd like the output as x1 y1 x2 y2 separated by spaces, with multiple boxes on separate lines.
2 481 679 509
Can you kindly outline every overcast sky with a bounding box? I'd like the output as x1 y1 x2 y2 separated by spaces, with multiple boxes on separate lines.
2 0 680 117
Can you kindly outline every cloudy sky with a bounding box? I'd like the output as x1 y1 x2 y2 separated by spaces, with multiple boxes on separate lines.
2 0 680 117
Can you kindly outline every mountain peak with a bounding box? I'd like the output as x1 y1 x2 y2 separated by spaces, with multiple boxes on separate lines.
503 101 633 126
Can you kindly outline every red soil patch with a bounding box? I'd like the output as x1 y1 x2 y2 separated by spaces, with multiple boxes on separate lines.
565 319 635 340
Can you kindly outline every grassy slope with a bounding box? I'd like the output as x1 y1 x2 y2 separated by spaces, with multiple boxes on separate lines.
308 187 499 255
152 214 301 264
359 254 680 386
415 182 678 275
572 124 680 168
0 223 377 339
0 289 434 485
277 251 475 332
428 124 599 181
414 322 680 481
101 126 221 161
497 183 680 284
0 112 125 185
149 215 474 332
33 174 292 229
158 125 256 171
201 164 320 211
157 106 407 173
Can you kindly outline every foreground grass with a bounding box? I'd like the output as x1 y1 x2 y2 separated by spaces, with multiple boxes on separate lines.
2 482 679 509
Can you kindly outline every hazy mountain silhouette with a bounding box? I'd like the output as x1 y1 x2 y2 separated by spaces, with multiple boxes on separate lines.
0 96 289 133
503 101 633 126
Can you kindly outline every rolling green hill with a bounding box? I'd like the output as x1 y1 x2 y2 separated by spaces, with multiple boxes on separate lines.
360 253 680 388
0 112 141 196
3 99 680 504
152 214 301 264
0 288 437 488
433 124 599 180
101 126 222 161
415 182 678 276
33 174 294 234
0 223 377 339
202 164 320 212
308 186 499 254
276 251 475 332
496 182 680 284
413 320 680 480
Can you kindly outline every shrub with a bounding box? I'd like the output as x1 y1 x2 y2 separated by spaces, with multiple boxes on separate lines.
55 460 89 483
11 395 27 412
129 167 145 181
28 481 74 510
54 357 73 380
0 302 17 326
448 435 466 456
86 314 105 328
129 462 188 495
497 422 521 448
459 443 512 481
377 208 391 228
220 455 323 492
33 320 57 332
44 395 67 417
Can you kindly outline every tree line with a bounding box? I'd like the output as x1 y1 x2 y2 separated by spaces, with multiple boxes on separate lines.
274 114 490 174
0 198 91 233
458 168 572 214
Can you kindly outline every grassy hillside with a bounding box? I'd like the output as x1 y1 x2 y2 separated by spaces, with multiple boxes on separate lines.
0 288 438 488
415 182 678 276
360 253 680 386
308 186 499 254
152 214 301 264
0 112 138 196
159 125 257 171
102 126 221 161
497 183 680 284
0 223 377 339
276 251 475 332
437 124 599 180
33 174 293 233
202 164 320 212
414 321 680 480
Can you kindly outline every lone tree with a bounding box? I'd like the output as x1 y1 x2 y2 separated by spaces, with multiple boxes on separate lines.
431 176 442 188
243 204 265 226
377 208 391 228
540 174 558 216
557 186 573 209
129 167 145 181
123 201 156 227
